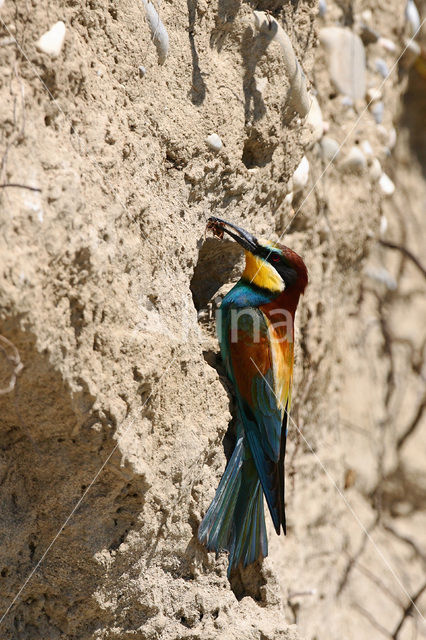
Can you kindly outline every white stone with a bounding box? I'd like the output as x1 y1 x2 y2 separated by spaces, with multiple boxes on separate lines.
378 37 396 52
405 0 421 37
380 215 388 236
361 9 372 22
320 136 340 161
205 134 223 152
305 94 324 142
375 58 389 78
371 101 384 124
291 156 310 192
255 76 268 93
341 96 354 108
361 140 373 156
138 66 146 77
388 128 397 149
36 21 66 58
319 0 327 16
365 266 397 290
284 192 294 205
369 158 382 182
340 146 366 173
319 27 366 101
379 173 395 196
367 88 382 103
401 39 421 69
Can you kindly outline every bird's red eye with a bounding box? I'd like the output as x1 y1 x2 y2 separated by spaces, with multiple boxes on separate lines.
272 254 280 262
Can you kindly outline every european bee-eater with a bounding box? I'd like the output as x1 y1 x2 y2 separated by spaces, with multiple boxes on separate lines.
199 217 308 574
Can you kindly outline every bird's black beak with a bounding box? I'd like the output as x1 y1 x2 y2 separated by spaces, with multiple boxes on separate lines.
207 217 259 254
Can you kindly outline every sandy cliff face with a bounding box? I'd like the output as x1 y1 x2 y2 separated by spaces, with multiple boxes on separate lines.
0 0 424 639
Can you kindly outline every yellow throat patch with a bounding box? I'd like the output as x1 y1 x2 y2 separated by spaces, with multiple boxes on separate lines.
242 251 284 293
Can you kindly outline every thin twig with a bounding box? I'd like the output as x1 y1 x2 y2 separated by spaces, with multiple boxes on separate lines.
0 183 41 192
392 582 426 639
353 603 392 638
379 240 426 280
356 562 404 607
383 523 426 564
396 394 426 451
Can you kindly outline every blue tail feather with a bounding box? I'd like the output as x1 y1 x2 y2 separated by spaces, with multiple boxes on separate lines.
198 435 268 575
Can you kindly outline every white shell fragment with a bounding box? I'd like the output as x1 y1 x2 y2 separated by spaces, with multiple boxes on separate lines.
142 0 169 65
380 215 388 236
400 39 421 69
367 88 382 103
284 192 294 206
360 140 373 157
319 27 366 101
254 11 310 117
305 94 324 143
388 128 397 149
369 158 382 182
290 156 310 193
36 21 66 58
365 266 397 290
205 134 223 152
138 65 146 77
340 146 366 173
320 136 340 161
371 101 384 124
378 37 396 52
375 58 389 78
379 173 395 196
405 0 421 37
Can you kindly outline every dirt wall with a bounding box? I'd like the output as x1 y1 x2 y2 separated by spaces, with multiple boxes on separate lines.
0 1 424 639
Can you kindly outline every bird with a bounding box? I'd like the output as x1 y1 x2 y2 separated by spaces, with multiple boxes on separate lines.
198 217 308 574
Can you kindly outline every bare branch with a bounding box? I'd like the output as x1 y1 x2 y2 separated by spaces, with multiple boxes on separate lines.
392 581 426 639
379 240 426 280
0 183 41 192
396 394 426 451
353 603 392 638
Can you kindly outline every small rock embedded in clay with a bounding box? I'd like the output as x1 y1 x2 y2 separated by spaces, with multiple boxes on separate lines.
369 158 382 182
205 134 223 152
375 58 389 78
361 140 373 157
367 88 382 103
253 11 310 118
305 94 324 143
379 172 395 196
340 146 367 173
365 266 397 290
400 39 421 69
290 156 310 193
405 0 421 37
378 37 396 52
371 101 384 124
388 128 397 149
320 136 340 161
142 0 169 65
36 21 66 58
319 27 366 101
139 66 146 77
